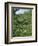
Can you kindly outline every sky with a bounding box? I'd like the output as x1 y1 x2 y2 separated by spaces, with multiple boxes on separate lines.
15 9 31 14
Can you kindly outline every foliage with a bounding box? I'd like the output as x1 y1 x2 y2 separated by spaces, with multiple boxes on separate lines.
12 8 32 37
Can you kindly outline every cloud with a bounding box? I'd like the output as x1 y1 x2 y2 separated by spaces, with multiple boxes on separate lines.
15 9 30 14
